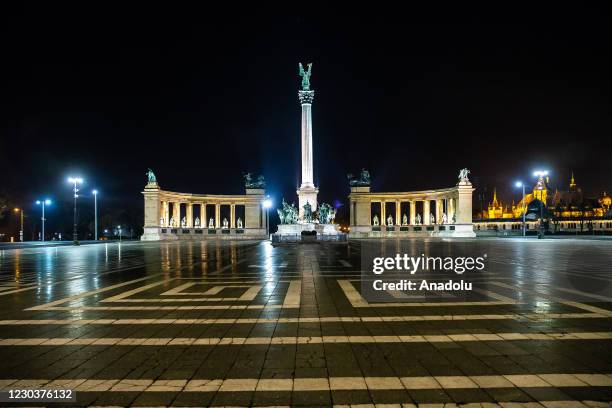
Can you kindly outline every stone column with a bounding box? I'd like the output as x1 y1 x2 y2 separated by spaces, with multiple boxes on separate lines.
142 182 161 240
230 204 236 228
453 179 476 237
456 184 474 224
410 201 416 225
449 198 455 223
396 201 401 226
173 202 180 227
159 201 166 226
423 200 430 225
186 203 193 227
202 203 207 227
215 204 220 229
297 89 318 217
164 202 170 227
381 201 386 226
436 199 443 224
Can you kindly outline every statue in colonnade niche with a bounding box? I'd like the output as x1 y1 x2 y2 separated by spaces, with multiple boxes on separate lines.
237 217 243 229
181 217 187 228
222 218 229 229
430 213 435 224
209 218 215 229
415 214 421 225
373 214 379 226
194 217 201 228
169 217 175 227
452 213 456 224
442 213 448 224
402 214 408 226
160 217 164 227
387 215 393 226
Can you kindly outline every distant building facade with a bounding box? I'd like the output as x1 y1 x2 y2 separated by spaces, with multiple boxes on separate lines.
474 173 612 234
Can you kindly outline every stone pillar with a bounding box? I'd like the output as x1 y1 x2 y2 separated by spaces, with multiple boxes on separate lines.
348 187 372 232
173 202 180 227
448 177 476 237
215 204 220 229
436 199 443 224
456 184 474 224
449 198 455 223
244 189 266 235
423 200 430 225
297 89 318 217
164 201 170 227
396 201 401 226
230 204 236 228
186 203 193 227
202 203 207 227
141 182 161 240
410 201 416 225
381 201 386 226
159 201 166 226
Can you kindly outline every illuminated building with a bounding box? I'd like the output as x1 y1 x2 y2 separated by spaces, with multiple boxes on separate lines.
475 173 612 234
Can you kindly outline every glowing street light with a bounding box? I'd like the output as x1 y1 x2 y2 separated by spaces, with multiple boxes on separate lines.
117 225 122 243
92 190 99 241
514 181 526 237
533 170 549 177
35 199 52 242
68 177 83 245
13 208 24 242
262 196 273 236
532 170 548 238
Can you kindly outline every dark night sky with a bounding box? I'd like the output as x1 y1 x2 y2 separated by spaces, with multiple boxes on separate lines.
3 11 612 232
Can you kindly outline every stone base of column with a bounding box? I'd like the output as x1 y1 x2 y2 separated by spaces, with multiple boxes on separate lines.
142 227 267 241
141 227 164 241
439 223 476 237
297 185 319 219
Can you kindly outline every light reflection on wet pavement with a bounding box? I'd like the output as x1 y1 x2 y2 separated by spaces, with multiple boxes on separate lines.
0 238 611 407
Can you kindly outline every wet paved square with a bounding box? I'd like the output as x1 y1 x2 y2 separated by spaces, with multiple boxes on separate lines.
0 238 611 407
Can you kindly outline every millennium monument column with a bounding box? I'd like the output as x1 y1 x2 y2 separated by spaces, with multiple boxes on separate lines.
296 62 319 219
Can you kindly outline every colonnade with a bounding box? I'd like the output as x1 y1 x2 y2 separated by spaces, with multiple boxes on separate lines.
159 202 245 229
374 198 456 226
142 181 267 240
347 179 474 237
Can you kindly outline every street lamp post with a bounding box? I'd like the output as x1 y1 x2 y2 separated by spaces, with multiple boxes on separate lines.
263 196 273 237
117 226 122 243
13 208 24 242
515 182 526 237
68 177 83 245
533 170 549 239
92 190 98 241
36 199 52 242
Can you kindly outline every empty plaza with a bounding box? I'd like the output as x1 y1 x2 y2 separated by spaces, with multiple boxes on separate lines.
0 238 611 407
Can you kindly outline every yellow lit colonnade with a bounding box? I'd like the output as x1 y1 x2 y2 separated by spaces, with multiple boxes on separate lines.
348 170 476 238
141 177 267 241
